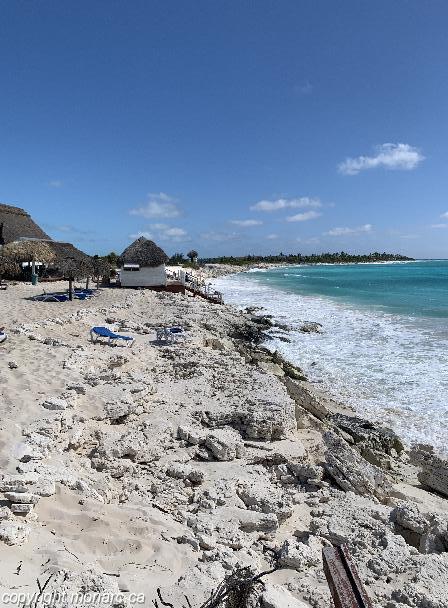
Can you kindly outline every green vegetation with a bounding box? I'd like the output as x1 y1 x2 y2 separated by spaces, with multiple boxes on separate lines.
201 251 414 266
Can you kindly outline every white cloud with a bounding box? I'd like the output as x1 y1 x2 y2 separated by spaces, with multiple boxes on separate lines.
294 81 313 95
286 210 322 223
163 227 187 238
250 197 322 212
338 143 424 175
266 233 278 240
129 231 153 240
129 224 189 243
326 224 373 236
440 211 448 219
201 231 241 242
48 179 63 188
130 192 181 218
431 223 448 229
230 219 263 227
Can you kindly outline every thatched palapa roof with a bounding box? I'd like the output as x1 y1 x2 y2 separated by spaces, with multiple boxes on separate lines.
121 237 168 267
48 241 90 264
0 203 51 244
0 202 89 265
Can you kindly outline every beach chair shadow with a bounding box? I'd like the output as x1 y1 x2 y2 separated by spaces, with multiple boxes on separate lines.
90 326 134 347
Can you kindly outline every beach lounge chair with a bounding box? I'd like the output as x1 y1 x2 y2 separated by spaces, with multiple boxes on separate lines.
156 326 186 343
33 292 69 302
90 326 134 346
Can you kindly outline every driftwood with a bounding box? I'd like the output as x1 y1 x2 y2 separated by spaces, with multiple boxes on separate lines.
152 548 280 608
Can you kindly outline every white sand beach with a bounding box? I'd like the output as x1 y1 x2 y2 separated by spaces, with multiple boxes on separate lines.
0 280 447 608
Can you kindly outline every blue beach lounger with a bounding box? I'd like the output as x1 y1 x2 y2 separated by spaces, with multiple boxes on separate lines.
90 326 134 346
33 293 69 302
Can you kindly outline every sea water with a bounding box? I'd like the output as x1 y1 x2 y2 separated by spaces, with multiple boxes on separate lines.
212 261 448 454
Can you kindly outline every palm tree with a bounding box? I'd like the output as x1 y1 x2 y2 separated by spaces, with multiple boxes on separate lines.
3 241 55 282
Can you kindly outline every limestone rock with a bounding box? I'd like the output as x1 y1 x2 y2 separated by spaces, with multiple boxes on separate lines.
4 492 40 504
279 536 322 571
330 413 405 465
236 480 292 523
42 397 69 411
410 444 448 497
324 431 392 500
258 361 285 377
177 425 207 445
204 337 233 351
0 521 31 545
205 429 246 461
262 584 310 608
0 507 11 520
299 322 322 334
10 503 34 514
236 509 279 532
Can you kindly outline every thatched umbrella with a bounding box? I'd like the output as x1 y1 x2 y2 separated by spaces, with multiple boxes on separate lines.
90 255 112 288
186 249 198 264
3 240 56 279
0 255 19 281
120 237 168 267
59 256 91 300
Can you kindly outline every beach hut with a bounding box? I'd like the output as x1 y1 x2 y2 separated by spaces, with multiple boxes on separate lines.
0 203 51 245
0 203 90 280
119 237 169 288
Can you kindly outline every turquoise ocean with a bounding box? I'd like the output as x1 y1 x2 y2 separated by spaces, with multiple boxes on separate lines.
212 260 448 454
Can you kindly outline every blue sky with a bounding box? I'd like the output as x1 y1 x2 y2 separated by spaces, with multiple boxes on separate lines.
1 1 448 258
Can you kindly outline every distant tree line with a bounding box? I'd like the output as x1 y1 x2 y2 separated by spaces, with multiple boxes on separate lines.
200 251 414 266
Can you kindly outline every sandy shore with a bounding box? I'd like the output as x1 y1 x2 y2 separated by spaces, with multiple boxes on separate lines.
0 279 447 608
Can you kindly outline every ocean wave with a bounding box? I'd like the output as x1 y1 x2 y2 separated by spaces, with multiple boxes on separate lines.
213 273 448 455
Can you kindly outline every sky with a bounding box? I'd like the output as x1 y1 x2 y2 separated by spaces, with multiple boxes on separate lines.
1 1 448 258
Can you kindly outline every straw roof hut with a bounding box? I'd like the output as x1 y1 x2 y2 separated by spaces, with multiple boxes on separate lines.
120 237 168 287
0 202 90 276
121 237 169 267
0 203 51 244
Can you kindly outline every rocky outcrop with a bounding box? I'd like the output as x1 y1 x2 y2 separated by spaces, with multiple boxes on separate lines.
410 444 448 497
330 413 405 469
390 502 448 554
323 432 392 500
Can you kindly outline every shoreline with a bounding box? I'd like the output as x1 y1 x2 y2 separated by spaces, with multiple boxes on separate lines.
209 264 448 455
0 281 447 607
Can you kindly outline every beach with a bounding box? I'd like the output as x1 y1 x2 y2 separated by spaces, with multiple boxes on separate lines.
0 277 447 608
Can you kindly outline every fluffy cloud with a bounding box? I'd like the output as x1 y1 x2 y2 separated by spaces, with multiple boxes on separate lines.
338 143 424 175
201 231 241 242
326 224 373 236
130 192 181 218
266 233 278 240
129 224 189 242
440 211 448 219
250 197 322 212
129 231 153 240
286 210 322 223
230 219 263 227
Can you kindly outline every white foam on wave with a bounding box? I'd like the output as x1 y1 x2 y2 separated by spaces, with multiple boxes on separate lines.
213 273 448 454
